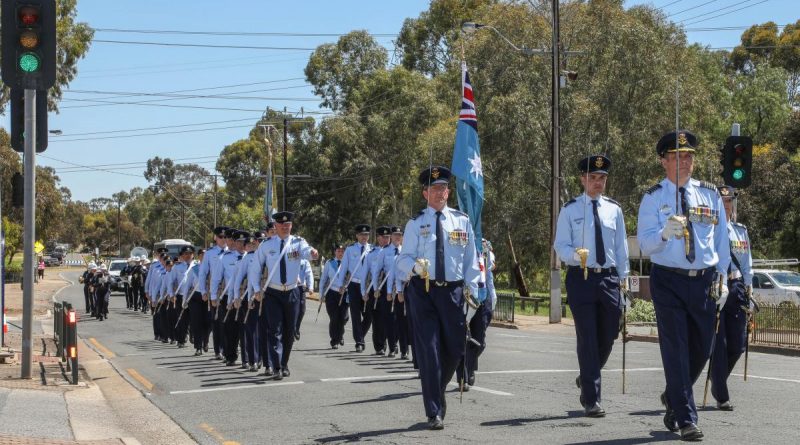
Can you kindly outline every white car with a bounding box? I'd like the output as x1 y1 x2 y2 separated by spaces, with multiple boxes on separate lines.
107 259 128 293
752 269 800 305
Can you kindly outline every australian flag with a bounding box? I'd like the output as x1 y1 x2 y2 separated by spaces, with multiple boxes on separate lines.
451 62 486 300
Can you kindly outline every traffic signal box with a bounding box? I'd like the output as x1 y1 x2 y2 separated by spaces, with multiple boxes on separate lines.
1 0 57 90
721 136 753 189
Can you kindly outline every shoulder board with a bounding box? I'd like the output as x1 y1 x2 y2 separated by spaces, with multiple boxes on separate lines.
451 209 468 218
292 236 305 242
733 222 747 229
411 209 425 220
699 181 717 192
562 198 577 208
602 196 621 207
370 247 377 252
645 184 662 195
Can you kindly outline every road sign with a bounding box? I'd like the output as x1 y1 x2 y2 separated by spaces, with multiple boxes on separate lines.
34 241 44 254
629 276 640 293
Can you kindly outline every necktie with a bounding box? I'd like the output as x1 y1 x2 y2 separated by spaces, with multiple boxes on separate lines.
435 211 445 283
394 247 398 256
360 244 364 264
591 200 607 267
279 239 287 284
679 187 696 262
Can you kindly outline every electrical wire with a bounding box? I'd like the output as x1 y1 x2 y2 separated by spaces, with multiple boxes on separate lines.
678 0 762 24
683 1 770 26
91 27 397 38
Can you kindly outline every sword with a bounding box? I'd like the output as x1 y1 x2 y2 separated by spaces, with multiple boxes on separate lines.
215 251 250 321
373 270 391 310
621 284 633 394
338 246 370 306
317 260 343 323
702 275 724 407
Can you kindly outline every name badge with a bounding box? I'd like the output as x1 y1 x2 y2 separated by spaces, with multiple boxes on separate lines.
420 224 431 237
449 229 468 246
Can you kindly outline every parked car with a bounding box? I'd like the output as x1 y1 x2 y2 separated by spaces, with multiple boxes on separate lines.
107 259 128 293
752 269 800 305
42 255 61 267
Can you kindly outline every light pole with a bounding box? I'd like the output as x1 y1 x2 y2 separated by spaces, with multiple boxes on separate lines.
463 3 575 323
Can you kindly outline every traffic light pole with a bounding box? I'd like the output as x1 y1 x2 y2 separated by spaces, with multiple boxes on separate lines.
21 89 37 379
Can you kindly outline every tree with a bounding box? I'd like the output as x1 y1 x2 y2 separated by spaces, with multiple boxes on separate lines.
215 138 268 209
0 0 93 113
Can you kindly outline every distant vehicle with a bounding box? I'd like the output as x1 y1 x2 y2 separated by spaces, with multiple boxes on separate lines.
153 239 192 260
752 269 800 305
130 246 148 259
42 256 61 267
107 259 128 293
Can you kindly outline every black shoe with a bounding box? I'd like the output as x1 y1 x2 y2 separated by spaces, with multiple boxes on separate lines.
177 343 186 348
461 383 470 392
264 368 274 377
355 345 364 353
717 401 733 411
295 332 300 341
400 353 408 360
240 363 249 369
249 365 257 372
680 423 704 441
170 340 175 345
585 403 606 418
226 360 236 367
576 375 581 389
282 368 290 377
161 339 169 344
375 350 385 356
339 339 345 346
273 371 283 381
387 349 397 358
194 350 202 356
214 354 222 360
427 415 444 430
468 374 476 386
661 392 679 432
331 344 339 350
203 345 209 352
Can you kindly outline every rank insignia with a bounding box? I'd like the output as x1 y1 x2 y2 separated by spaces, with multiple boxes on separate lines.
678 133 688 146
595 157 604 168
431 168 440 179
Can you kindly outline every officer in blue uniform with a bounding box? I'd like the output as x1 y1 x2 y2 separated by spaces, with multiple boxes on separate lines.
249 211 318 379
220 229 246 366
334 224 373 352
637 131 731 441
397 165 480 430
711 185 753 411
232 232 260 370
320 245 348 348
294 258 314 341
367 226 392 355
386 226 411 360
554 155 630 417
183 247 207 355
197 226 230 359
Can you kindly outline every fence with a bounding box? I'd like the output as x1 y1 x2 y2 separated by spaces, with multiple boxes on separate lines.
495 292 516 323
53 301 79 384
752 303 800 347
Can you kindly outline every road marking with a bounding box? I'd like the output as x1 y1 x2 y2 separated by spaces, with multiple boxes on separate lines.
170 380 304 395
320 374 418 382
88 337 116 358
126 368 154 391
477 367 662 375
199 422 240 445
731 373 800 384
447 382 513 396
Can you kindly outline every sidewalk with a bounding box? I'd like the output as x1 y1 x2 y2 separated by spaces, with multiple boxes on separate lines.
3 269 74 319
0 273 195 445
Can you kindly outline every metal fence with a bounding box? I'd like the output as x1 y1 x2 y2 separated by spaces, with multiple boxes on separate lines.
752 303 800 347
53 301 79 384
494 292 516 323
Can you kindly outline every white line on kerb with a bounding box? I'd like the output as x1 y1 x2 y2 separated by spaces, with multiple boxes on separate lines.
169 380 304 395
447 382 513 396
731 373 800 384
320 374 418 382
477 367 663 375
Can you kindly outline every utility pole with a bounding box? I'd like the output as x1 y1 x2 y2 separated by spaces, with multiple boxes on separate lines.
549 0 562 323
117 199 122 257
1 162 5 348
180 205 185 240
21 89 36 379
283 107 289 212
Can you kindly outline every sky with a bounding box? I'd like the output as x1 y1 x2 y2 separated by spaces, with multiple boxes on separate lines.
4 0 797 202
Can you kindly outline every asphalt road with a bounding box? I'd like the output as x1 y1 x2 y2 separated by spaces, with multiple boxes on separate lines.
59 271 800 445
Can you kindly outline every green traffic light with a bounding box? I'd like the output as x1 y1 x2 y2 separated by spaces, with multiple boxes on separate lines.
19 52 40 72
733 169 744 180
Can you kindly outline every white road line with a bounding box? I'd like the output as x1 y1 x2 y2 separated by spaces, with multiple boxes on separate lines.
169 380 304 395
320 374 418 382
477 367 663 375
447 382 513 396
731 373 800 384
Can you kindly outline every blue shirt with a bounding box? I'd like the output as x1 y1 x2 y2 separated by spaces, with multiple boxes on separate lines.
397 205 481 297
214 250 242 300
197 245 225 299
298 259 314 292
232 250 258 301
248 235 315 289
728 221 753 286
333 242 372 290
319 258 344 298
637 178 730 275
368 244 394 293
388 245 404 295
178 261 200 297
554 193 630 279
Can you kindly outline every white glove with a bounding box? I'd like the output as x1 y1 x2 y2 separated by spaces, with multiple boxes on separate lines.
573 251 583 262
413 262 425 276
662 216 686 240
716 283 729 310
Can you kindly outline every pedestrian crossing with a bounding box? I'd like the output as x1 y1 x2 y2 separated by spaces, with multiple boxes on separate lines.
64 260 85 266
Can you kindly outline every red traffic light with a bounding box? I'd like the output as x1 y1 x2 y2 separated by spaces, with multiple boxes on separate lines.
18 6 40 26
734 144 744 155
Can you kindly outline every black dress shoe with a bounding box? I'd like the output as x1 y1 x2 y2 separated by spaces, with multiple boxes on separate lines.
264 368 274 377
331 344 339 349
387 349 396 358
249 365 257 372
680 423 704 441
355 345 364 352
339 339 345 346
717 401 734 411
240 363 248 369
375 350 385 356
273 371 284 380
576 375 581 389
295 332 300 341
400 353 408 360
177 343 186 348
585 403 606 418
226 361 236 367
468 374 476 386
194 350 202 356
203 345 209 352
214 354 222 360
461 383 470 392
427 415 444 430
661 392 679 432
281 368 290 377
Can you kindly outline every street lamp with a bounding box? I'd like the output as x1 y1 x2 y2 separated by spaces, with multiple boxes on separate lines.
462 5 567 323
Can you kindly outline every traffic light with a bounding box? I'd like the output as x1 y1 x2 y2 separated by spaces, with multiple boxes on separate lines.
10 88 48 153
1 0 57 90
12 173 25 208
721 135 753 189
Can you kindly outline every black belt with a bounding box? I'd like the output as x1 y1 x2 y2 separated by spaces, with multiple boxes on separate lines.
412 276 464 288
654 265 715 278
567 266 617 275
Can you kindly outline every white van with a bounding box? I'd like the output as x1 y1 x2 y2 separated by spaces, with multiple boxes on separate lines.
752 268 800 305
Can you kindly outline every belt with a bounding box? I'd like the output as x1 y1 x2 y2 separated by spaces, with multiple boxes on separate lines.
349 278 362 284
655 265 715 278
728 270 743 281
568 266 617 275
412 276 464 288
268 283 298 292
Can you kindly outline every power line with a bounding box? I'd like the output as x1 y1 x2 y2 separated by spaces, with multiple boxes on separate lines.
678 0 761 23
685 24 791 31
52 118 259 137
658 0 687 7
92 39 319 51
91 27 397 38
683 0 770 26
668 0 720 18
78 54 310 79
63 85 313 102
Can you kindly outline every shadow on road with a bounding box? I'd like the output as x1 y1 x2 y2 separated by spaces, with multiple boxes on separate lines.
562 431 676 444
330 391 420 406
313 422 429 443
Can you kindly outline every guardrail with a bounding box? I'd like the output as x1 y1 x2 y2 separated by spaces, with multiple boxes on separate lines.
752 303 800 347
53 301 79 384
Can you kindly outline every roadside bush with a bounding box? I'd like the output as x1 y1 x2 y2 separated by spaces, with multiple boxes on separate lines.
628 298 656 323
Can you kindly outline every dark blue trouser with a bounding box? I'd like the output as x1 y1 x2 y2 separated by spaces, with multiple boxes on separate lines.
188 292 208 351
565 267 622 407
296 289 307 335
241 301 260 366
406 277 465 419
394 299 411 356
368 289 385 353
325 290 349 346
264 288 301 371
457 302 493 384
378 287 397 353
348 282 369 347
173 295 188 344
255 300 272 369
650 265 716 428
212 296 227 356
711 279 748 403
222 295 239 362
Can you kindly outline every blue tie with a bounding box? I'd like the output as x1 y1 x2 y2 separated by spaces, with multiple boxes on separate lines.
360 244 364 264
592 200 606 266
435 211 445 282
679 187 696 263
279 239 287 284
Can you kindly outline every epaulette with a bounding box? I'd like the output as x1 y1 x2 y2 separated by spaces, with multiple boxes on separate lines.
411 209 425 220
292 236 305 242
451 209 468 218
733 221 747 229
698 181 717 192
645 184 662 195
562 198 577 208
602 196 620 207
